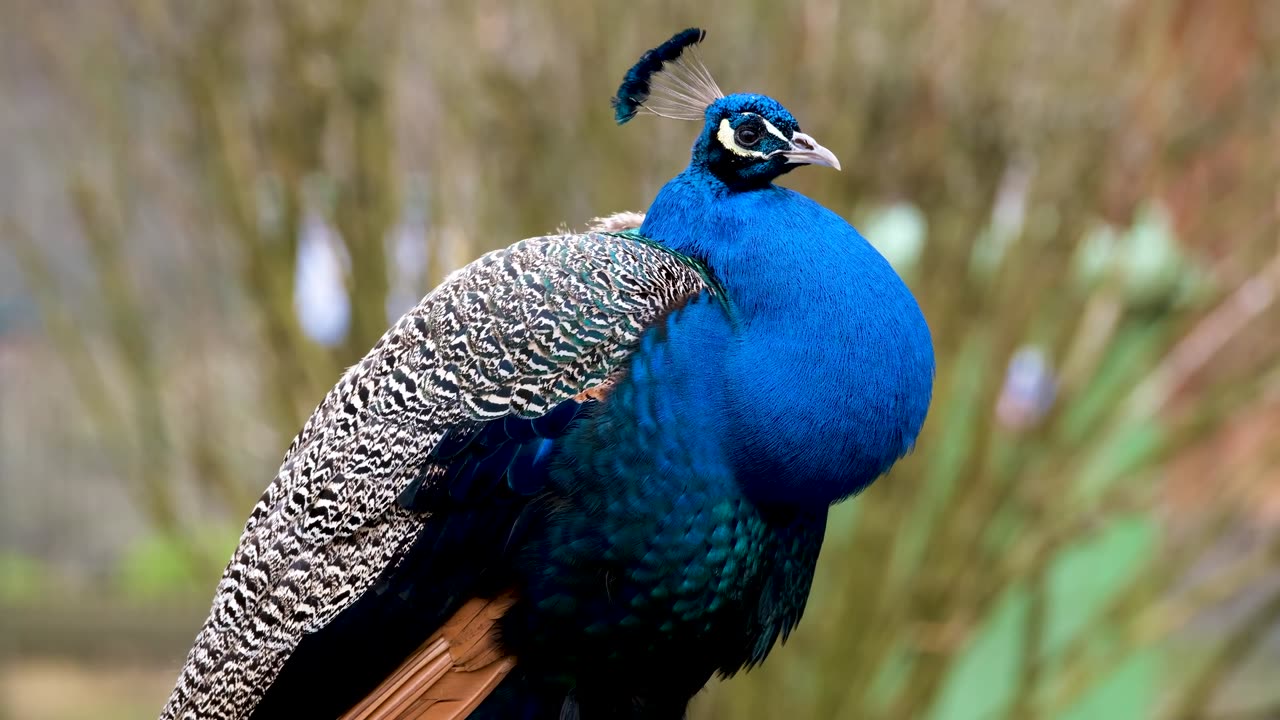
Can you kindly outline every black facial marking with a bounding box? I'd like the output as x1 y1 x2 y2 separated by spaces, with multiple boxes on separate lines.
733 114 766 148
698 99 805 188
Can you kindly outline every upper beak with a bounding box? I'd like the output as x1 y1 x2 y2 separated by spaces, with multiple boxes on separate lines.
782 132 841 171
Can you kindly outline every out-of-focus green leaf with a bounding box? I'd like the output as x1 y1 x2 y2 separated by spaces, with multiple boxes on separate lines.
1073 422 1164 503
893 333 990 582
1059 323 1167 447
0 551 52 603
113 525 241 601
862 202 928 273
1046 517 1157 658
930 587 1029 720
1057 650 1157 720
930 517 1158 720
1120 203 1184 310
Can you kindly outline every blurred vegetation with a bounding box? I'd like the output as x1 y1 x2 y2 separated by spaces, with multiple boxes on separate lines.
2 0 1280 718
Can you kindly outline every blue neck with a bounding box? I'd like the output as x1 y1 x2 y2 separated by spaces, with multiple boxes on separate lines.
639 165 935 507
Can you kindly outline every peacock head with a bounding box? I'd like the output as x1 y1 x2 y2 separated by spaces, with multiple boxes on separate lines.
613 29 840 189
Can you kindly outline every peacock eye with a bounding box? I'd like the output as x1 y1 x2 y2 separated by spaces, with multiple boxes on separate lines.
735 126 761 147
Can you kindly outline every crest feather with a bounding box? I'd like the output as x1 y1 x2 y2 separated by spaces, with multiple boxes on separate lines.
613 28 724 124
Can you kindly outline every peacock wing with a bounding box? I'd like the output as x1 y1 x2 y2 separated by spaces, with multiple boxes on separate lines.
160 217 717 720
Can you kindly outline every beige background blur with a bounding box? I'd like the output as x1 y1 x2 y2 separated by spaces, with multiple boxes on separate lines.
3 1 1280 718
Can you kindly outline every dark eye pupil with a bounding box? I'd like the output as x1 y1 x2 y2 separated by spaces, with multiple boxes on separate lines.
736 127 760 147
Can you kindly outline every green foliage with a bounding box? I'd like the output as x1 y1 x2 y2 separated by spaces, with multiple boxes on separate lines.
113 526 242 601
0 551 52 603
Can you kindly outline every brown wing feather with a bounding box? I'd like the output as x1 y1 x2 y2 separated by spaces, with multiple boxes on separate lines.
339 593 518 720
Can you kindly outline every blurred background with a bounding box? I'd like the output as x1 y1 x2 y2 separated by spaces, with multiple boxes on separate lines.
2 1 1279 718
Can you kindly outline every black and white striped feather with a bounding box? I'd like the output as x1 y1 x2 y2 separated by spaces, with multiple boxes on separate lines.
159 224 713 720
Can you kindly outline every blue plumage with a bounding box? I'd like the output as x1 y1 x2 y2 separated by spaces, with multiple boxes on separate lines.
176 28 933 720
640 96 934 504
477 44 934 719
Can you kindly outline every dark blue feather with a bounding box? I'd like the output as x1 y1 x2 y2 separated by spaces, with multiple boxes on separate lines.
473 441 522 489
507 439 551 496
448 446 498 503
398 398 586 512
429 425 481 460
531 398 582 437
503 414 540 443
477 417 513 446
612 28 706 124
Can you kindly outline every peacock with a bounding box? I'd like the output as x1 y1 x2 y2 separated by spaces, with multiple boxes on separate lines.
160 28 935 720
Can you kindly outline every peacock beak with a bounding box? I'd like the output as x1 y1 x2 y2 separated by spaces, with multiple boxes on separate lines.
782 132 841 171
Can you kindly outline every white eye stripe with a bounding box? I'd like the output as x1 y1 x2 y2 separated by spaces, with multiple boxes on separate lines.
715 113 795 158
759 116 790 142
735 112 791 143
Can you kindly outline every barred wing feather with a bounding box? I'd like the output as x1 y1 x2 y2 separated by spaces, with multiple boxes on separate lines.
160 224 712 720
